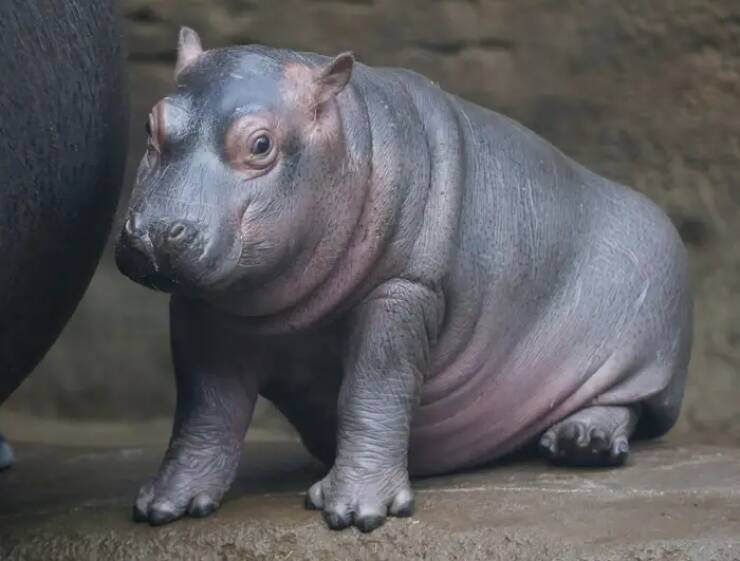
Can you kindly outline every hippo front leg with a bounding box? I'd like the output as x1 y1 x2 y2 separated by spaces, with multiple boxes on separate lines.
306 280 441 533
133 297 258 525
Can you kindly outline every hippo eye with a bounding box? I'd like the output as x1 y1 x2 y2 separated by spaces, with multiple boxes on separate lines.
251 134 271 156
228 124 278 173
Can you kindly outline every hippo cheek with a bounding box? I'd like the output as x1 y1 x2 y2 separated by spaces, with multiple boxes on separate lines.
236 195 319 276
234 222 298 281
194 233 245 291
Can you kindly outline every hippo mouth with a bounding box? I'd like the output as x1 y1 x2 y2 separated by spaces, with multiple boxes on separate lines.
115 224 245 295
129 270 179 293
115 239 179 293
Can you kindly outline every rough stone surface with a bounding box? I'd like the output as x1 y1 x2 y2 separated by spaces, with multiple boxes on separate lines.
1 426 739 561
4 1 739 444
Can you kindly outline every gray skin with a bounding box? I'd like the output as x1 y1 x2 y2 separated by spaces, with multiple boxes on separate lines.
116 28 692 533
0 0 128 467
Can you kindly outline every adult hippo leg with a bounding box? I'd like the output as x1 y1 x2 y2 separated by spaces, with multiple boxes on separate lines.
539 405 640 467
306 280 441 533
133 297 258 525
1 1 127 472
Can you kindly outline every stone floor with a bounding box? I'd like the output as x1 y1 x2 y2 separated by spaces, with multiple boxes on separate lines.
1 419 739 561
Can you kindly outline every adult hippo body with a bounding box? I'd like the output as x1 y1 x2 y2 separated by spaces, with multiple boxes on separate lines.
116 29 692 531
0 0 128 461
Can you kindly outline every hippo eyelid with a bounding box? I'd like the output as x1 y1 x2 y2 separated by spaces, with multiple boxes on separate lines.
223 111 280 176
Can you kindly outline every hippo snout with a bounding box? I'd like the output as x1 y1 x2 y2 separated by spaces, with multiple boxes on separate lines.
159 220 202 254
116 213 207 291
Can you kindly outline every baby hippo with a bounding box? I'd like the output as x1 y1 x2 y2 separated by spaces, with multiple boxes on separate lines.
116 28 692 532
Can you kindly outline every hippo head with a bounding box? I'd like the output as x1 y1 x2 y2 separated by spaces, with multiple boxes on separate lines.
116 28 360 300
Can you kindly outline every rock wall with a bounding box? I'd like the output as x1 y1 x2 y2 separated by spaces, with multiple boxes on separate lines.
7 0 740 442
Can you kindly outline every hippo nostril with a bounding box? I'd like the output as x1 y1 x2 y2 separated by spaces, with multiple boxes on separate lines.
168 222 187 242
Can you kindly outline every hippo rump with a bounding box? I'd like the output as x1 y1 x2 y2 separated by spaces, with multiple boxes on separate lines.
115 28 692 532
0 0 128 467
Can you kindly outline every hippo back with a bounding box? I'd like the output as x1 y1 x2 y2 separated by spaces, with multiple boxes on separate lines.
0 0 128 401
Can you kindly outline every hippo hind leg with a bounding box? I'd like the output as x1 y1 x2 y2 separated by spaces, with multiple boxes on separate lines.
0 434 14 471
539 405 640 467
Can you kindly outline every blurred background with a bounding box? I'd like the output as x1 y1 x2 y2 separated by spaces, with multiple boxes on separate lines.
3 0 739 444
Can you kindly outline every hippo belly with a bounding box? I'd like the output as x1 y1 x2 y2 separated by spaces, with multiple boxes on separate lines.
407 107 691 475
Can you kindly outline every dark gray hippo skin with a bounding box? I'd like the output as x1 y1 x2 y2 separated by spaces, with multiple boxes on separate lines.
0 0 128 468
116 28 692 532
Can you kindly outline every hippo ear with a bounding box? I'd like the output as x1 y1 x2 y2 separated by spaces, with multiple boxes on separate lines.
313 52 354 105
175 26 204 79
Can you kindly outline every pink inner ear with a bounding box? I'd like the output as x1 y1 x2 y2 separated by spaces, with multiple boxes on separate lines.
314 53 354 105
280 56 353 117
175 27 204 78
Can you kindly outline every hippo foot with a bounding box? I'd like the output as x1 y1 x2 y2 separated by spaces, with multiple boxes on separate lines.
539 405 638 467
305 466 414 533
132 446 239 526
133 480 221 526
0 434 14 471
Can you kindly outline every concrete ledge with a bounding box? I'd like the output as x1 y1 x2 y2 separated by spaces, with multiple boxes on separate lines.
1 436 739 561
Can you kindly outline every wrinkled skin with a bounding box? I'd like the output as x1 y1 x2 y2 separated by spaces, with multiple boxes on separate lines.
116 28 692 532
0 0 128 467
